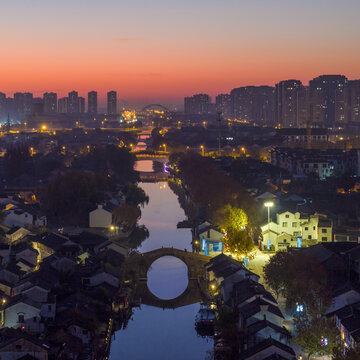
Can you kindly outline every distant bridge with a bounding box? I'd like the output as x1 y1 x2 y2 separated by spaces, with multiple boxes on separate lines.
124 248 210 309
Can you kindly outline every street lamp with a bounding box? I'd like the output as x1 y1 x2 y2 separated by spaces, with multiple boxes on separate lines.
264 201 274 250
200 145 204 157
162 144 167 153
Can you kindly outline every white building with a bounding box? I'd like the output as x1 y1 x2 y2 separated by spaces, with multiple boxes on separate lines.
89 204 113 228
261 211 332 251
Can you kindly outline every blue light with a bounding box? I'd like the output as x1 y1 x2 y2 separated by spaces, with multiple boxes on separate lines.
296 304 304 312
267 238 271 250
297 236 302 248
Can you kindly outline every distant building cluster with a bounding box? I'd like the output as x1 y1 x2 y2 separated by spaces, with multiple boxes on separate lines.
0 90 118 123
184 74 360 127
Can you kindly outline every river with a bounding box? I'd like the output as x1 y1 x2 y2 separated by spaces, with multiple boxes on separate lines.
108 160 212 360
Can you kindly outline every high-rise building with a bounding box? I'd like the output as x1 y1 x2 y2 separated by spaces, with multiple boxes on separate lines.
43 92 57 113
347 80 360 124
58 97 69 113
230 86 275 124
68 91 79 113
88 91 97 114
215 94 232 117
23 93 33 117
14 92 25 121
107 91 117 115
275 80 304 127
184 94 211 115
79 97 85 114
309 75 348 126
0 92 6 121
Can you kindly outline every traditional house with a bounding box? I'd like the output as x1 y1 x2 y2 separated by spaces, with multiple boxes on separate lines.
194 222 224 257
261 211 333 251
0 327 49 360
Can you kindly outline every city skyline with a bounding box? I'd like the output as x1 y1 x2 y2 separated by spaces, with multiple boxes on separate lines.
1 0 360 103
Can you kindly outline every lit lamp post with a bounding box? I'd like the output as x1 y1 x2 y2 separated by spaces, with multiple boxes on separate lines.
264 201 274 251
162 144 167 153
200 145 204 157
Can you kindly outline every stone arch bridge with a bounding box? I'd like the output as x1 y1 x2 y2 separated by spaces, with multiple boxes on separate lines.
124 248 210 309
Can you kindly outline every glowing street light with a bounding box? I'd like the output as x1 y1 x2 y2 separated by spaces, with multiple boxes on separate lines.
200 145 204 157
264 201 274 250
162 144 167 153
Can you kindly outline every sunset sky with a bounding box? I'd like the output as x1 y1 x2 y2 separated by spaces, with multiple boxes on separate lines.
1 0 360 105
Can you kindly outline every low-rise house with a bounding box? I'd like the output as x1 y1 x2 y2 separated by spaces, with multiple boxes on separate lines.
331 301 360 349
5 227 31 244
0 327 49 360
31 233 74 260
206 254 259 294
0 296 42 331
14 244 39 267
70 231 110 254
89 204 115 228
81 267 119 288
261 210 333 251
240 338 296 360
238 297 285 329
4 205 46 228
194 222 224 257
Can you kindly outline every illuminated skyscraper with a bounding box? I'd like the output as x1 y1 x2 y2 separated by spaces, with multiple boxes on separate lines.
184 94 211 114
107 91 117 115
275 80 304 127
88 91 97 114
309 75 348 126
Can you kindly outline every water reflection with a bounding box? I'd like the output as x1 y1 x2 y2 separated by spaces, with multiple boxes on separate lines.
109 161 212 359
109 304 211 360
135 160 154 172
147 256 188 300
138 182 192 252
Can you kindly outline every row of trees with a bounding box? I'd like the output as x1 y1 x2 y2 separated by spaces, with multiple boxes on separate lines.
172 152 259 256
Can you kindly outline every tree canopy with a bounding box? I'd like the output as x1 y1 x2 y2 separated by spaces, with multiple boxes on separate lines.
294 316 338 360
38 170 105 226
263 250 331 317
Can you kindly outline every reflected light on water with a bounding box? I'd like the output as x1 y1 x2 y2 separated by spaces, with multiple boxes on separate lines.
147 256 188 300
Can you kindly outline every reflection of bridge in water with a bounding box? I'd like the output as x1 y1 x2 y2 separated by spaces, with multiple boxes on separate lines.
136 155 169 181
124 248 210 309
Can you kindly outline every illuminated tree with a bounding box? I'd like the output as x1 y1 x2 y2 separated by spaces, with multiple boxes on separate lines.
214 205 248 233
224 229 255 258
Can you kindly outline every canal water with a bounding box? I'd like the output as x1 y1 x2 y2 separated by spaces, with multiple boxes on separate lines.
109 161 212 360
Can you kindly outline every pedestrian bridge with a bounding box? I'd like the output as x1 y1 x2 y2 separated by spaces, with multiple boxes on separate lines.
124 248 210 308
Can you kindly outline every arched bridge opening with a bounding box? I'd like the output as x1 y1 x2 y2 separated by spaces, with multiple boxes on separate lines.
124 248 210 309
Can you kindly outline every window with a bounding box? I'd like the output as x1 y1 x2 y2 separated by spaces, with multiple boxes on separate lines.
15 344 22 350
48 305 52 311
83 279 90 285
18 314 24 323
33 317 36 322
322 237 328 241
285 214 290 218
322 229 327 233
313 226 316 230
292 222 297 227
305 227 308 231
308 235 312 240
282 222 288 228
